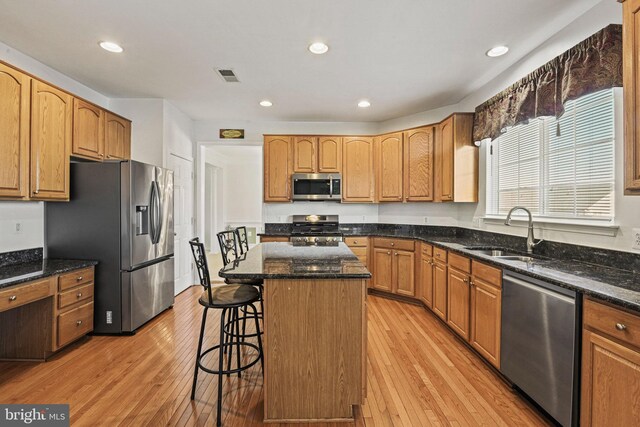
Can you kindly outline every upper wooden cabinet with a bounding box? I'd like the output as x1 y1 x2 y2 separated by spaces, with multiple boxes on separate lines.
436 114 477 202
318 137 342 172
343 137 375 202
375 132 404 202
404 126 434 201
105 112 131 160
73 98 105 161
30 80 72 201
0 63 30 200
623 0 640 194
293 136 316 173
264 136 292 202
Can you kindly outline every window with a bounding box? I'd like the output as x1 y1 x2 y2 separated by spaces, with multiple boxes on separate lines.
487 88 615 221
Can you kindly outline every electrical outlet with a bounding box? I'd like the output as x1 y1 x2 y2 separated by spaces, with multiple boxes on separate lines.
472 217 481 228
633 228 640 250
362 216 366 221
423 217 428 224
14 222 22 234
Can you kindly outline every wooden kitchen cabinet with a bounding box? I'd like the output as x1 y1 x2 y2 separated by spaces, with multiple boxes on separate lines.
372 247 393 292
404 126 434 201
582 298 640 425
293 136 317 173
623 0 640 194
30 79 72 201
435 113 477 202
260 236 289 243
433 260 447 320
345 237 370 276
264 136 292 202
318 137 342 172
342 137 375 202
72 98 105 161
447 263 471 340
394 250 415 297
375 132 404 202
0 63 30 199
469 260 502 368
372 239 415 296
105 112 131 160
419 252 434 308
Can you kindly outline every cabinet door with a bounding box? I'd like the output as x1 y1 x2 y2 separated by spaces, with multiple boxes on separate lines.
470 278 501 368
624 0 640 193
433 261 447 320
0 63 30 199
343 137 374 202
30 80 72 201
581 329 640 426
394 249 415 297
372 248 393 292
438 116 454 201
404 126 434 201
447 268 470 340
264 136 292 202
293 136 317 173
318 137 341 172
419 255 434 308
375 132 403 202
105 112 131 160
72 98 104 160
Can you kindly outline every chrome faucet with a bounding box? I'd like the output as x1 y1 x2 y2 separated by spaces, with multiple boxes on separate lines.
504 206 543 254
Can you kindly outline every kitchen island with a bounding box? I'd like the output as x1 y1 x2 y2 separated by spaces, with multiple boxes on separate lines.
219 242 371 423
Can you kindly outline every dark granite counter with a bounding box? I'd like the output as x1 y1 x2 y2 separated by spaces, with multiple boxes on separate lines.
261 223 640 312
219 242 371 280
0 258 98 290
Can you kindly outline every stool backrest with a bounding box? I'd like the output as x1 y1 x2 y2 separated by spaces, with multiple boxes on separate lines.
189 237 213 304
217 230 238 266
235 226 249 255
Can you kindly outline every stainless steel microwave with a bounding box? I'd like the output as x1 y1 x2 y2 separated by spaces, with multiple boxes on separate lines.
291 173 342 201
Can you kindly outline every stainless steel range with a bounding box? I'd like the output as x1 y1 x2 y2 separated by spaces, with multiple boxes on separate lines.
290 215 343 246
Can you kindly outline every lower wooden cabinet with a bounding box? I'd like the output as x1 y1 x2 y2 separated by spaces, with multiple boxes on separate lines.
433 260 448 320
469 275 502 368
345 237 370 284
372 248 393 292
394 250 415 297
418 254 434 308
372 238 415 296
581 298 640 426
447 266 471 340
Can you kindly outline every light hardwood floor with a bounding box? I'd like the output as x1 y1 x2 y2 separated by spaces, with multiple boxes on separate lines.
0 287 550 426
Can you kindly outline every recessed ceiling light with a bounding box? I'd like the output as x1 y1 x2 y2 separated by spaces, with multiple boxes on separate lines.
358 100 371 108
260 100 273 107
486 46 509 57
99 41 123 53
308 42 329 55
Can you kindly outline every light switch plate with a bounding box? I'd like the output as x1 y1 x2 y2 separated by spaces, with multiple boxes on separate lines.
633 228 640 250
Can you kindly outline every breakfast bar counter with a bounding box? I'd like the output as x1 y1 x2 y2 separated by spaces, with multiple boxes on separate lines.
219 242 370 423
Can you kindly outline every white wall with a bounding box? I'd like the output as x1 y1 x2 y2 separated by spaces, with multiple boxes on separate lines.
163 101 194 162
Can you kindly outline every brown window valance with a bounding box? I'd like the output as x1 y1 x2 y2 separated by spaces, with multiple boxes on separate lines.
472 24 623 143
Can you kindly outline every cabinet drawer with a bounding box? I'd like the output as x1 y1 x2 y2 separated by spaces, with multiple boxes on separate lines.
584 298 640 348
58 301 93 348
58 283 94 310
448 252 471 274
59 267 94 291
373 237 414 251
472 260 502 288
345 237 368 247
421 243 433 257
0 278 53 312
433 247 447 263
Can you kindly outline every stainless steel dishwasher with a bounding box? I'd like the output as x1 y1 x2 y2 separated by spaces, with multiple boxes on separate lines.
501 271 581 427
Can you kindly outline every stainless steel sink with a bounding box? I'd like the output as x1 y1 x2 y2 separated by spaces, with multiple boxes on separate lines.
464 246 540 262
495 255 536 262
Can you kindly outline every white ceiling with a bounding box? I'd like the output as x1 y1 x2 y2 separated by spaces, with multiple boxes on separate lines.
0 0 602 122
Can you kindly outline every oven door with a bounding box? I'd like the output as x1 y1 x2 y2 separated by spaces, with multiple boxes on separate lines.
291 173 341 201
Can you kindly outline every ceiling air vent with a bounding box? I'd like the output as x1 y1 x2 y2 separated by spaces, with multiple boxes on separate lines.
216 68 239 83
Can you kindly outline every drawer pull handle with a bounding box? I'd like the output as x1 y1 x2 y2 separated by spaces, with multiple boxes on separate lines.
77 292 83 298
354 241 358 244
77 320 83 326
9 295 17 302
76 276 84 281
616 323 627 331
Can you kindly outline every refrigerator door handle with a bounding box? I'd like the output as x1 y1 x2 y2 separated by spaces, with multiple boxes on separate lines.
154 180 163 244
149 181 158 244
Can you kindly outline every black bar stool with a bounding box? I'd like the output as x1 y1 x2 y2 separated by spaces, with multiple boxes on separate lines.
234 226 264 315
189 237 263 427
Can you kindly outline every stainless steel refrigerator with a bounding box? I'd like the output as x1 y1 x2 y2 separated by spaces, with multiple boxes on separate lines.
46 160 175 334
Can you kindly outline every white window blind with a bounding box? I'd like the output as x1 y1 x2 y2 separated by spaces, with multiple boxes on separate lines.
488 88 615 220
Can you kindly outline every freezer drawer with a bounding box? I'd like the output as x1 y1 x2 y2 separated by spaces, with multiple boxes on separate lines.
122 258 174 332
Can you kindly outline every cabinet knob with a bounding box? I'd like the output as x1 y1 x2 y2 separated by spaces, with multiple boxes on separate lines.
8 295 17 302
391 242 395 246
33 190 39 194
76 276 83 281
354 240 358 244
616 323 627 331
394 252 398 256
77 292 83 298
76 320 83 326
387 251 391 255
463 278 469 284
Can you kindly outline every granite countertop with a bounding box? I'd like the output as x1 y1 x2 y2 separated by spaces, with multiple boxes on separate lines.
0 259 99 290
261 224 640 312
219 242 371 280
